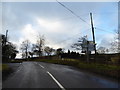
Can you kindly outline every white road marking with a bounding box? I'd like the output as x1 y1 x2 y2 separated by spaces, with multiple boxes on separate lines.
16 69 20 72
16 67 21 73
47 71 66 90
34 62 37 64
39 64 44 68
34 62 44 68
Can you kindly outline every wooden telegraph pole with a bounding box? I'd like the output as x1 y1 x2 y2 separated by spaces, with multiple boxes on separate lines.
90 13 97 62
5 30 8 45
86 41 89 63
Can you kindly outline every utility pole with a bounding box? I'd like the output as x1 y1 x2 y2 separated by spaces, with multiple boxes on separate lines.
90 13 97 61
5 30 8 45
86 41 89 63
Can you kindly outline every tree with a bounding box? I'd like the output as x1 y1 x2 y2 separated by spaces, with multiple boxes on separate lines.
71 36 95 54
11 53 17 59
68 49 70 54
20 40 30 59
2 42 18 60
71 36 95 62
110 30 120 53
97 46 108 54
110 36 119 53
21 53 26 59
56 48 64 55
71 36 88 53
1 34 6 46
35 35 45 57
30 44 37 57
1 34 18 61
29 52 34 58
44 46 55 56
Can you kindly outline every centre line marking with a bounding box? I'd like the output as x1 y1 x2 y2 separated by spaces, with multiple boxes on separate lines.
16 67 21 73
47 71 65 90
39 64 44 68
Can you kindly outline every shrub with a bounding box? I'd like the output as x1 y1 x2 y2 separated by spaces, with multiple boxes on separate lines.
111 57 119 64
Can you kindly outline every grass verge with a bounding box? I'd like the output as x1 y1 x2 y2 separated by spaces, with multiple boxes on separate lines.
33 58 119 79
2 64 13 81
5 58 119 79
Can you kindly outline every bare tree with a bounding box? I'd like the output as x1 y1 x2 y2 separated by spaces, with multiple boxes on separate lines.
28 51 34 58
111 40 118 53
71 36 88 53
97 46 109 54
30 44 36 57
36 35 45 57
110 30 120 53
20 40 30 59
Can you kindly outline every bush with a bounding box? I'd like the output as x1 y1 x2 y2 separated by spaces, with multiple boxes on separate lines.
111 57 119 64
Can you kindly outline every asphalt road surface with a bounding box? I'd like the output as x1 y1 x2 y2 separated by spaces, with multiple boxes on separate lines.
3 61 119 89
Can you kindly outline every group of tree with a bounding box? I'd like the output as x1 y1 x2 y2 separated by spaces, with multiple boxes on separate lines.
96 30 119 54
20 35 65 59
71 35 94 55
1 34 18 62
44 46 55 56
110 30 120 53
1 29 119 62
17 30 120 60
20 35 45 59
61 50 80 59
71 33 120 55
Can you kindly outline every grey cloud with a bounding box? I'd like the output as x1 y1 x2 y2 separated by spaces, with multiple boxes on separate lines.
2 2 117 53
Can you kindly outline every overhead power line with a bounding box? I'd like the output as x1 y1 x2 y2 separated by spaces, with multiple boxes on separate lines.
95 27 116 34
56 0 117 34
54 28 91 45
56 0 90 26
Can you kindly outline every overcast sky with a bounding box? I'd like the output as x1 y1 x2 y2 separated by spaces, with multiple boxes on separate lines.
1 1 118 58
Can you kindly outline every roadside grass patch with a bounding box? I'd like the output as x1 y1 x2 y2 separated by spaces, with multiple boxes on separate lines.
33 58 119 79
34 59 79 66
2 64 14 81
2 64 9 71
77 62 119 78
10 60 23 63
0 64 2 71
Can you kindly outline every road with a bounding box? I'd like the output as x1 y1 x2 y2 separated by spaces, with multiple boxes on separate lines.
3 61 119 89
